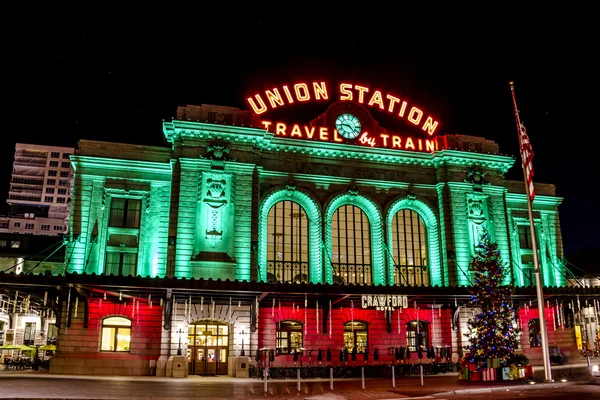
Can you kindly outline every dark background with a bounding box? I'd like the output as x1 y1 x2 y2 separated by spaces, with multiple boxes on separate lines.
1 6 597 272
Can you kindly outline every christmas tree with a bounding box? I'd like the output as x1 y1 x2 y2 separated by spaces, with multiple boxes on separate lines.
466 229 520 369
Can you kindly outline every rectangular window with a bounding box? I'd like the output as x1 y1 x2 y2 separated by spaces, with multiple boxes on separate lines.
47 179 56 185
59 180 69 186
49 161 59 167
56 197 66 203
45 187 55 194
14 222 21 228
105 252 138 276
41 224 51 231
109 198 141 228
58 188 67 195
53 225 64 231
59 171 69 177
45 196 54 203
61 162 70 168
25 223 34 230
48 170 57 177
518 225 533 249
63 153 70 159
276 321 303 355
101 317 131 352
0 222 8 230
11 240 20 248
51 152 60 158
0 240 7 246
24 322 36 345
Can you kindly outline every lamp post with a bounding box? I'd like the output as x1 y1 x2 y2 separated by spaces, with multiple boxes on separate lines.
240 330 246 356
176 328 184 356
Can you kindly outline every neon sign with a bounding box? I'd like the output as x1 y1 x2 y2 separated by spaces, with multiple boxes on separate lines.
260 121 439 152
361 295 408 311
247 81 439 136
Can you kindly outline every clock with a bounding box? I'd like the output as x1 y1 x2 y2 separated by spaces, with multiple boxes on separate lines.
335 113 362 139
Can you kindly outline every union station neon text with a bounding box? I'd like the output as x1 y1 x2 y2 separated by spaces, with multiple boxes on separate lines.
260 121 439 152
247 82 440 136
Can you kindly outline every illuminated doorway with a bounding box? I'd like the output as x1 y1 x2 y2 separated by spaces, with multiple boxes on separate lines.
187 322 229 375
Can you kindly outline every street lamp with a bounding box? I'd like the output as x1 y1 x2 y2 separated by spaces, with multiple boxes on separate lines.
176 328 184 356
240 330 246 356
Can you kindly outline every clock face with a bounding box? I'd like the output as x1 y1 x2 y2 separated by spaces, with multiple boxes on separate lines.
335 113 362 139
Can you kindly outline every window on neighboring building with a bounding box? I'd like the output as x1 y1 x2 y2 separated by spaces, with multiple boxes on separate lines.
529 319 541 347
63 153 70 159
392 209 429 286
59 180 69 186
24 322 36 345
331 205 372 284
11 241 20 248
14 222 20 228
61 162 70 168
276 320 303 355
47 179 56 185
519 225 533 249
0 240 7 246
0 222 8 230
44 196 53 203
59 171 69 177
109 198 141 228
100 317 131 352
41 224 50 231
344 321 368 353
54 225 64 231
406 320 429 352
56 197 66 204
58 188 67 195
25 223 34 230
49 161 59 167
45 187 55 194
48 170 57 177
51 152 60 158
266 200 309 283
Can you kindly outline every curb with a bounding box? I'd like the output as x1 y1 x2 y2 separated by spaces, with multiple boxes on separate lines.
431 379 584 397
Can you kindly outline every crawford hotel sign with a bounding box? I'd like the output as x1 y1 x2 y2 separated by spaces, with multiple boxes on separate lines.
247 81 441 152
361 295 409 311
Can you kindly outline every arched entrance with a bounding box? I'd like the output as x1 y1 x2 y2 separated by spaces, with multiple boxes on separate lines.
187 321 229 375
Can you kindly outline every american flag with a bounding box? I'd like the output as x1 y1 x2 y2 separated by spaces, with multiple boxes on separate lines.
519 123 535 202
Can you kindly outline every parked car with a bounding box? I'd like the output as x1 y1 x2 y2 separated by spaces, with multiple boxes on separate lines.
549 346 566 365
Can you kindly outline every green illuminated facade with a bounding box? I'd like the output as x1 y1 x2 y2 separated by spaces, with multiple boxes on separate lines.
64 103 566 290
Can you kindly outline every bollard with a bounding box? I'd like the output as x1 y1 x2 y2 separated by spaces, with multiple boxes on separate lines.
587 355 591 374
330 367 334 391
361 366 365 389
391 365 396 388
297 368 301 392
420 364 424 386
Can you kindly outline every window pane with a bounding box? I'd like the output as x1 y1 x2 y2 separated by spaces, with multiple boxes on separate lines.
116 327 131 351
101 327 115 351
331 205 371 285
104 317 131 326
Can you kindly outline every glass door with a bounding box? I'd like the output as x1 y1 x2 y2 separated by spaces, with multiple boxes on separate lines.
188 321 229 375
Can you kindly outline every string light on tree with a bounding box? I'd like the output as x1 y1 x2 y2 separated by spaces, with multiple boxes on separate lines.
466 229 521 370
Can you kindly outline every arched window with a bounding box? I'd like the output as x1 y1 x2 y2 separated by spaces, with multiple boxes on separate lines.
529 319 541 347
267 201 309 283
392 209 429 286
276 321 303 354
331 205 371 285
344 321 368 353
101 316 131 352
406 320 428 352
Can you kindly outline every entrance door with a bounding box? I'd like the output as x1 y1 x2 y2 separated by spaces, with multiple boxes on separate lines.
187 322 229 375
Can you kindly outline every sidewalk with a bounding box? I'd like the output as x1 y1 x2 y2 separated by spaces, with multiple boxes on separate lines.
0 362 596 399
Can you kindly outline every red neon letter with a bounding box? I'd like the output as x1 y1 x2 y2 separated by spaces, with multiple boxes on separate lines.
247 95 267 114
266 88 285 108
333 129 343 143
422 117 439 136
380 134 389 147
290 124 302 137
319 127 329 141
368 90 385 109
304 126 316 139
275 123 287 136
340 83 353 101
294 83 310 101
282 86 294 103
408 107 423 126
405 137 415 150
313 82 329 100
261 121 272 131
355 85 369 103
386 95 400 113
392 136 402 149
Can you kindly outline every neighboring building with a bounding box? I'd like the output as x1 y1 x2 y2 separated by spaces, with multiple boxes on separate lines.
0 81 598 378
1 143 74 236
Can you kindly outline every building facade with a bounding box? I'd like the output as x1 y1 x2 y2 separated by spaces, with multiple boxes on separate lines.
1 143 74 237
1 85 598 377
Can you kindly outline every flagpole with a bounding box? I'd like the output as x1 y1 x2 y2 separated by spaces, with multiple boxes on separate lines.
509 81 552 382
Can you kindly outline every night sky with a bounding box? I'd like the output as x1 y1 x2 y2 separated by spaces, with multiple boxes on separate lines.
2 8 598 271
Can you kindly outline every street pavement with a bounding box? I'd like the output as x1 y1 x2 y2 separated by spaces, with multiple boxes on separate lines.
0 362 597 399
